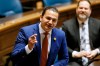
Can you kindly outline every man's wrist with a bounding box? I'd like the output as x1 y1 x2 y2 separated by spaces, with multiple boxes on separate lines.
95 48 100 54
25 45 33 54
72 51 78 57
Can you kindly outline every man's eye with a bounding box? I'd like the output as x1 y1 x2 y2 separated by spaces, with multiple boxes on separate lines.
52 19 56 22
85 8 88 10
79 7 83 9
46 17 51 20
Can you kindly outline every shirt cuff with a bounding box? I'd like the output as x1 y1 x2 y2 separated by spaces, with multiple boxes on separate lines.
25 45 33 54
72 51 78 57
95 48 100 54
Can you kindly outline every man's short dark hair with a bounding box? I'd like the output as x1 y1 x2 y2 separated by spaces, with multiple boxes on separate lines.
77 0 92 9
41 6 59 16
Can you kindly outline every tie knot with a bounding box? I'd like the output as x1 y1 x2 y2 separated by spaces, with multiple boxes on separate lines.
81 23 85 29
44 32 48 36
82 23 84 25
81 23 85 26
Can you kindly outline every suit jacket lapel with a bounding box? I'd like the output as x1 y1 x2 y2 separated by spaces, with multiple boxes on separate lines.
33 23 41 63
47 29 58 64
88 18 94 49
73 18 80 46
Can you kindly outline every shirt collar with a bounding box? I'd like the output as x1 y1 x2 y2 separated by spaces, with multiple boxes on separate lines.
39 23 52 35
78 18 89 25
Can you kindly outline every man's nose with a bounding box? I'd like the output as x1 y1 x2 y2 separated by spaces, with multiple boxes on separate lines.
81 8 85 11
48 19 53 24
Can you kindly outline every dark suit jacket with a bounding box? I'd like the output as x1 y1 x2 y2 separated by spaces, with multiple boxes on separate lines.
62 17 100 64
11 23 69 66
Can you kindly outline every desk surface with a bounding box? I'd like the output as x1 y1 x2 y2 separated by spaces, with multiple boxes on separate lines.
0 10 41 32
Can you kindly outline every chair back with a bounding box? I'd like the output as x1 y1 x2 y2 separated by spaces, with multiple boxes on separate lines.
43 0 72 6
0 0 22 17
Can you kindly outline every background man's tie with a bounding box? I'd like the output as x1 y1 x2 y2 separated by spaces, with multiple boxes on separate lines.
40 32 48 66
81 23 86 50
80 23 88 65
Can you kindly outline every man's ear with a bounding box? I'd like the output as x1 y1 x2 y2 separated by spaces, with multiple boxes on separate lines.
40 15 43 22
90 9 92 15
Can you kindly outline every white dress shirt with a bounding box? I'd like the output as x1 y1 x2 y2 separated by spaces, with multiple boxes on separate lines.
79 19 91 52
25 23 52 56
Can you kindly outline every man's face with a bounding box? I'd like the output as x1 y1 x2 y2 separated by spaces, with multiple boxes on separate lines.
40 10 59 32
76 1 91 20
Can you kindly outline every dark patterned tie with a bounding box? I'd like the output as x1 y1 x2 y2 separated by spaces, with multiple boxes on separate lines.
80 23 86 50
80 23 88 65
40 32 48 66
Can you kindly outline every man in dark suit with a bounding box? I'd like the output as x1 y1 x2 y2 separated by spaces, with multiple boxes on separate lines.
11 7 69 66
62 0 100 66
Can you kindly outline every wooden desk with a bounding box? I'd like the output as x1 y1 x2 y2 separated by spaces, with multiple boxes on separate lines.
0 0 100 65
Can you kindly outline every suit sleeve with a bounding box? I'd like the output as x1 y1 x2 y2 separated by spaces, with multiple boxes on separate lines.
11 28 36 64
62 23 74 54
